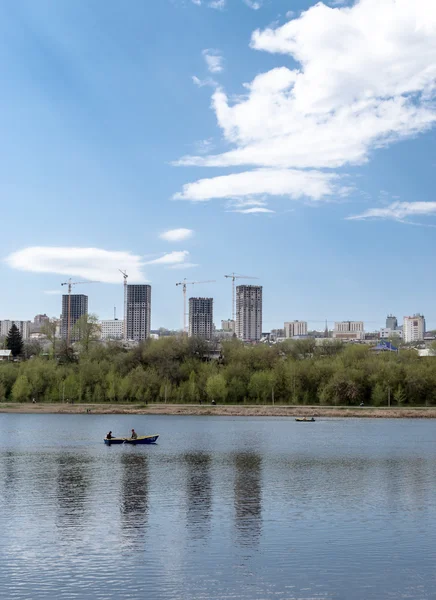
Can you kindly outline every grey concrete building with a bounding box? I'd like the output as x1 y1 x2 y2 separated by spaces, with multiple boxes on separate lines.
236 285 262 342
61 294 88 341
189 297 213 338
126 284 151 341
386 314 398 330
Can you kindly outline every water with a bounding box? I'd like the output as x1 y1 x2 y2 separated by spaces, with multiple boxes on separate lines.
1 414 436 600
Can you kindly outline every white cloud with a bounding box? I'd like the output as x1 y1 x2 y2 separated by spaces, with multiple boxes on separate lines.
202 49 223 74
285 11 295 19
231 207 275 214
6 247 147 284
159 228 194 242
176 0 436 205
209 0 226 9
44 290 62 295
347 201 436 222
191 0 202 5
145 251 190 265
192 75 217 88
174 168 344 202
167 262 199 269
244 0 262 9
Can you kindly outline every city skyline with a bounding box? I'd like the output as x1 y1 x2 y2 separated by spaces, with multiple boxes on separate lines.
1 1 436 330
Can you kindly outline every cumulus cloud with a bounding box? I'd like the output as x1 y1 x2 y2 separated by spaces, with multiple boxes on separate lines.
145 251 190 265
202 49 223 74
159 228 194 242
176 0 436 204
174 168 344 202
347 201 436 222
6 247 147 284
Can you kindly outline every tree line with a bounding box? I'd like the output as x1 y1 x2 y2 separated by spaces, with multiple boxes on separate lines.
1 334 436 406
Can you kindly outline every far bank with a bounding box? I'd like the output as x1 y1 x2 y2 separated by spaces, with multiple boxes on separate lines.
1 402 436 418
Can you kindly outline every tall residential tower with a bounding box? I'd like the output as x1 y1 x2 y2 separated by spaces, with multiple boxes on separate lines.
61 294 88 341
126 284 151 341
236 285 262 342
189 297 213 338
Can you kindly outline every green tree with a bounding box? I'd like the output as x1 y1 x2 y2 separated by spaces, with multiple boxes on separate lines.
206 374 227 403
248 371 276 403
11 375 32 401
72 313 101 353
6 324 23 357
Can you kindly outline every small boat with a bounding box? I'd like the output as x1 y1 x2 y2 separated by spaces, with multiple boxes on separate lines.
104 435 159 445
295 417 315 422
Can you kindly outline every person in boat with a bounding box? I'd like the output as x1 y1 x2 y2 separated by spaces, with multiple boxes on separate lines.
130 429 138 440
106 431 114 440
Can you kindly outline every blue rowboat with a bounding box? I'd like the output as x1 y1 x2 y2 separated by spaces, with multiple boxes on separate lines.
104 435 159 445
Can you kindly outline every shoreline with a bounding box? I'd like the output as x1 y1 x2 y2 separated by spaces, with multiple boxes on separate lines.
1 403 436 418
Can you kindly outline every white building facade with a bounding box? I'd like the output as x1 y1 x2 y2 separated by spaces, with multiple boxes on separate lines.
333 321 364 340
100 319 124 340
403 315 425 343
0 320 31 340
284 321 307 338
380 328 402 340
236 285 262 342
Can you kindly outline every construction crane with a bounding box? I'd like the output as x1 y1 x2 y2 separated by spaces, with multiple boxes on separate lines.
224 273 259 323
119 270 128 341
60 278 99 346
176 279 216 334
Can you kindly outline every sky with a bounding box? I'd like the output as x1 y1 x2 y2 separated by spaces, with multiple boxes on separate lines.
1 0 436 331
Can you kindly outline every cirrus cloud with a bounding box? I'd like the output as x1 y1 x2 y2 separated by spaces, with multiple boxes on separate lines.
347 201 436 223
6 247 195 283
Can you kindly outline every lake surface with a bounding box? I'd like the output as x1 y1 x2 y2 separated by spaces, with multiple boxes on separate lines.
0 414 435 600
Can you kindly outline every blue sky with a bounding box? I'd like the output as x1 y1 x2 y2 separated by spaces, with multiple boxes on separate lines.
1 0 436 331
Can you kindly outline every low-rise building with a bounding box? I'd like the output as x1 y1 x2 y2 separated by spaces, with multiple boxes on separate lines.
284 321 307 338
221 319 235 333
0 349 12 361
333 321 364 340
100 319 124 340
380 328 402 339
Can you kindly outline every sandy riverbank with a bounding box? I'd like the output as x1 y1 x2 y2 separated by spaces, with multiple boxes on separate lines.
1 403 436 418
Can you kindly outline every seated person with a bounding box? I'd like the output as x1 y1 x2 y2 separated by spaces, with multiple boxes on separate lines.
106 431 114 440
131 429 138 440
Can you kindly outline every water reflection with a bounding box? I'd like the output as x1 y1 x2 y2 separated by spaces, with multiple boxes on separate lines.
233 452 262 546
183 452 212 540
56 453 91 535
120 452 149 533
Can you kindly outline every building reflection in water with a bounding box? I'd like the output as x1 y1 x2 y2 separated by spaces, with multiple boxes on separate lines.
120 452 149 534
183 452 212 540
233 452 262 546
56 453 91 536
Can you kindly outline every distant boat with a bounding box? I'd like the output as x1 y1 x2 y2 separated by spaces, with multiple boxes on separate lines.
104 435 159 445
295 417 315 422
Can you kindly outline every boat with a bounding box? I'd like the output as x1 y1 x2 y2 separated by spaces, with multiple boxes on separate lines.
104 434 159 445
295 417 315 422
